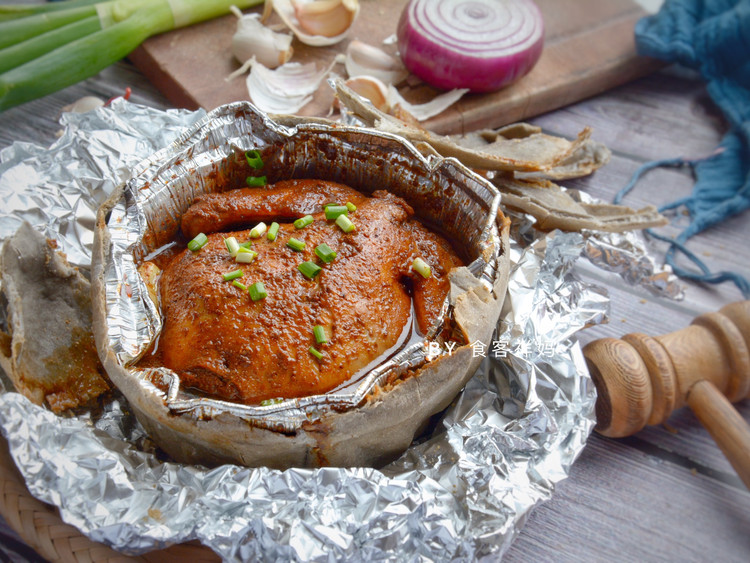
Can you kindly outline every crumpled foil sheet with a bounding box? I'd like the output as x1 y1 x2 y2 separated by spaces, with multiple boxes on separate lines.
0 100 603 561
569 190 685 300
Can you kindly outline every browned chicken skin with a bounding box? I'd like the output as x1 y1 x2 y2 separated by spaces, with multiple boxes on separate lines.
157 180 463 404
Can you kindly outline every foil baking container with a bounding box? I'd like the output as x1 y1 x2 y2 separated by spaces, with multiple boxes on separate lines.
96 101 505 434
0 99 604 560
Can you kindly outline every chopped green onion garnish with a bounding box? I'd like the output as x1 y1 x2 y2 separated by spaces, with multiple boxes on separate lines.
298 261 322 280
235 248 257 263
324 205 348 220
248 281 267 301
267 222 280 241
224 236 240 256
287 237 306 252
314 243 336 263
250 222 267 238
335 214 356 233
309 346 323 360
294 215 314 229
246 175 267 187
313 325 327 345
412 257 432 279
239 241 254 250
222 269 243 281
245 149 263 169
187 233 208 252
260 397 284 406
232 280 248 291
346 201 357 213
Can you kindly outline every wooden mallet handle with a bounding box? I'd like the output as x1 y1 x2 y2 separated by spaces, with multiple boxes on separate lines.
583 301 750 489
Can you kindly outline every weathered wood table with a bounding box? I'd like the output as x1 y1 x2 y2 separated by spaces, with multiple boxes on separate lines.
1 17 749 563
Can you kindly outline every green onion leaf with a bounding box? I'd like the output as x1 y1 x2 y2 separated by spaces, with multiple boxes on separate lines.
249 281 268 301
335 214 356 233
224 236 240 256
313 325 327 345
222 269 243 281
245 149 263 169
239 241 253 250
246 175 267 187
250 222 267 238
412 257 432 279
287 237 306 252
260 397 284 406
294 215 314 229
298 261 322 280
314 243 336 263
267 221 280 241
324 205 348 220
232 280 248 291
235 247 257 263
309 346 323 360
187 233 208 252
345 201 357 213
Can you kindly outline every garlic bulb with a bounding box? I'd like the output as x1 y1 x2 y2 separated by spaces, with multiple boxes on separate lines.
267 0 359 46
231 6 293 69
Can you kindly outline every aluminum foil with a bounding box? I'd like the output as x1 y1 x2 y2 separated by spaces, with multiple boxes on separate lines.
0 99 603 560
100 102 504 431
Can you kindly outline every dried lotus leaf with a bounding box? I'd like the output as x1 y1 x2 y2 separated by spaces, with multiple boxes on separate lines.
496 177 667 233
0 223 110 413
333 79 596 173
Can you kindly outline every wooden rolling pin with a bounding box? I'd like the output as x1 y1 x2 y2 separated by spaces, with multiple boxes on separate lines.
583 300 750 489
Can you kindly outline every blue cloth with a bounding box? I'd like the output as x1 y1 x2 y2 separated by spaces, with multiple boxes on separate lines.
617 0 750 297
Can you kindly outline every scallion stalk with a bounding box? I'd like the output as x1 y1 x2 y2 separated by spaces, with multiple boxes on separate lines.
298 261 322 280
324 205 348 220
224 236 240 256
267 222 280 241
222 269 243 281
294 215 314 229
309 346 323 360
246 175 267 187
313 325 327 345
245 149 263 169
235 247 257 263
335 214 356 233
249 281 267 301
345 201 357 213
412 257 432 278
0 0 264 112
287 238 306 252
314 243 336 263
250 222 267 238
0 0 102 23
187 233 208 252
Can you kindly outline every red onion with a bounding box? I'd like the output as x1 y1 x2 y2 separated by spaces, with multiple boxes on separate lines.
397 0 544 92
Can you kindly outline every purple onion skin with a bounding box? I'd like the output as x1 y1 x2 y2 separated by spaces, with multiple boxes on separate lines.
396 1 545 93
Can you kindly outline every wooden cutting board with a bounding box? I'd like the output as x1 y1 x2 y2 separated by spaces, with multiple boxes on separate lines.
129 0 661 135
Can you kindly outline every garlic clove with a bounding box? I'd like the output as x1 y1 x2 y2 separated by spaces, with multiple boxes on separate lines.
386 85 469 122
344 76 389 112
61 96 104 114
345 40 408 86
247 58 337 114
269 0 359 46
231 7 293 70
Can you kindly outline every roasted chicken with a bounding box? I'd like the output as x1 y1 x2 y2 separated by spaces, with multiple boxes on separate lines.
153 179 463 404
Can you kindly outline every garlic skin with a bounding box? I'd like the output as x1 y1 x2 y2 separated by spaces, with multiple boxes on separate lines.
387 86 469 122
268 0 359 46
246 58 337 114
345 40 408 86
231 7 293 69
61 96 104 114
343 76 389 112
